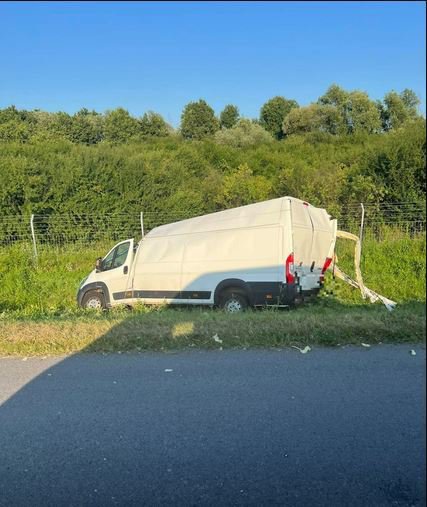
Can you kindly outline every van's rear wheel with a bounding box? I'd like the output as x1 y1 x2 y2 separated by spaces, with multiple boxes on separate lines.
82 290 106 310
220 289 248 313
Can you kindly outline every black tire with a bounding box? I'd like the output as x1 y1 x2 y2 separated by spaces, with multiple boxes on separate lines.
81 290 106 310
219 289 249 313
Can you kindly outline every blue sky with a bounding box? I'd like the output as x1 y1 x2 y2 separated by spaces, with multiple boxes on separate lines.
0 1 425 126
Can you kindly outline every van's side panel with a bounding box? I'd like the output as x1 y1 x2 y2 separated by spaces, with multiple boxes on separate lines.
180 225 282 304
131 235 184 304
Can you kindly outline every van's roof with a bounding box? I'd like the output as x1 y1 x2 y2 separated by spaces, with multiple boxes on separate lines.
146 197 325 238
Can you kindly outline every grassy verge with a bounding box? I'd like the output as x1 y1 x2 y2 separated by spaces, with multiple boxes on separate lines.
0 302 425 356
0 231 425 313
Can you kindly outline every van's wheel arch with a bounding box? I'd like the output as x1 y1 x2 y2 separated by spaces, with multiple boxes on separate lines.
81 290 106 310
219 288 249 313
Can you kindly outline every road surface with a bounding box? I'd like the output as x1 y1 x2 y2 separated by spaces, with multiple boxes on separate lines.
0 346 425 506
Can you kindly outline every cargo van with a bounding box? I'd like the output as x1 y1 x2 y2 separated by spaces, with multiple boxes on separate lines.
77 197 337 312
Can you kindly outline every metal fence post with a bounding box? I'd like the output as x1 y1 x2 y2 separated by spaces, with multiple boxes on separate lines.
30 214 38 263
140 212 144 239
359 203 365 255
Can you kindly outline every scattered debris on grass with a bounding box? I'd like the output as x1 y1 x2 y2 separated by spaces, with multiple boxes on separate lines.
212 333 223 344
292 345 312 354
0 304 424 356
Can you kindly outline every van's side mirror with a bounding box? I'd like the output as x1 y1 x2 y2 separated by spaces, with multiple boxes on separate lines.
95 257 103 273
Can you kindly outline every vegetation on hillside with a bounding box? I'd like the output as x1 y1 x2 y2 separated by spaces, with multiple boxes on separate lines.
0 85 425 224
0 83 425 324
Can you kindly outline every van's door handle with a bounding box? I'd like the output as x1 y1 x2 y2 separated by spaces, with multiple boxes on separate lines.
123 266 128 275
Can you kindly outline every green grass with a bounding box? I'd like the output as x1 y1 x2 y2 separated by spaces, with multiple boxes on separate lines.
0 302 425 356
321 230 426 305
0 230 425 355
0 231 425 314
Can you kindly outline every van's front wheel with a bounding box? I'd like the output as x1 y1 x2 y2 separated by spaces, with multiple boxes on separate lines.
220 289 248 313
81 290 106 310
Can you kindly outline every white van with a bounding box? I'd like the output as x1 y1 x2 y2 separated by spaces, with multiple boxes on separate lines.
77 197 337 312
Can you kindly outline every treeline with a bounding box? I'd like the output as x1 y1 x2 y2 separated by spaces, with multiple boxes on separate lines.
0 83 425 236
0 85 423 145
0 120 425 229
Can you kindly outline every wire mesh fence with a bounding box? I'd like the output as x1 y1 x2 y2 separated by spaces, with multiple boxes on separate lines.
0 202 425 254
337 202 426 241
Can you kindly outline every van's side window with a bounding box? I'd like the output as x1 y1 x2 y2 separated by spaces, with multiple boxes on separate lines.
102 242 130 271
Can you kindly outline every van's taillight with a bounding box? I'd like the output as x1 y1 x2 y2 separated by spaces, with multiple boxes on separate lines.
322 257 333 274
285 253 295 284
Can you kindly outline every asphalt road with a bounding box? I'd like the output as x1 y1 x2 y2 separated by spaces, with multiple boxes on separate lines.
0 346 425 506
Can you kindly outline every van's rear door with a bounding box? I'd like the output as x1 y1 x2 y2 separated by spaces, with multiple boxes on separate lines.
291 200 336 292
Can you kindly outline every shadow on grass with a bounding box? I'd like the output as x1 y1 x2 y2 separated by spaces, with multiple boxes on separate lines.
81 300 426 353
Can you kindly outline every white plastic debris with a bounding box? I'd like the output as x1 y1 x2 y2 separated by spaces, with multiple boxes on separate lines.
292 345 311 354
410 350 417 356
212 333 223 344
22 357 28 361
164 369 173 372
334 230 397 311
361 343 371 348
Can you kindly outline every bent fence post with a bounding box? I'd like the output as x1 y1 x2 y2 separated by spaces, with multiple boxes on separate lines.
30 214 38 263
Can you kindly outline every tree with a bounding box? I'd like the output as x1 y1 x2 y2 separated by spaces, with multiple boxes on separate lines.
219 105 239 129
259 96 298 139
214 118 273 147
104 108 140 143
318 85 381 134
400 89 420 112
345 91 381 134
381 89 420 131
318 84 348 108
69 109 104 145
283 104 343 136
139 111 172 138
51 112 74 139
180 100 219 140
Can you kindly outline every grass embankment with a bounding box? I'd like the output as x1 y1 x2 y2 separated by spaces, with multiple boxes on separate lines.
0 230 425 355
0 231 425 313
0 302 425 357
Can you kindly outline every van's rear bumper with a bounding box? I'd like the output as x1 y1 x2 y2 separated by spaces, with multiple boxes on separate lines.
247 282 299 306
301 288 321 299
